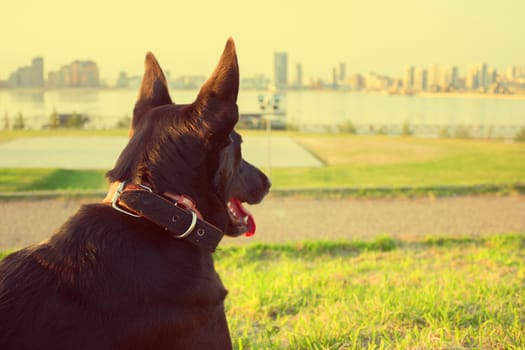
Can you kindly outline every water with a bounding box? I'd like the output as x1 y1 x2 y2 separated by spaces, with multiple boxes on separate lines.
1 89 524 135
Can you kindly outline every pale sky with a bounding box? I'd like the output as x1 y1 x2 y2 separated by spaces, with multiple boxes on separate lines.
1 0 524 82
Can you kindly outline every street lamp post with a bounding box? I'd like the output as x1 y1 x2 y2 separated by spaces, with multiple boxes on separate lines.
258 92 281 179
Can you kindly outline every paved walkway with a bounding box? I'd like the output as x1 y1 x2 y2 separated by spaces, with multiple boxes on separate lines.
1 195 524 251
0 135 323 169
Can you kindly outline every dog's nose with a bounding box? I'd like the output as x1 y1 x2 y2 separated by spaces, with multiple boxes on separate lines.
262 173 271 191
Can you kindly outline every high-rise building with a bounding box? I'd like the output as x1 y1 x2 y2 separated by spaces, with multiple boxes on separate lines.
506 66 517 80
71 61 82 87
466 63 490 90
427 64 440 90
349 74 364 90
339 62 346 82
31 57 44 88
59 65 72 87
403 65 415 89
7 57 44 88
81 61 100 87
365 72 391 91
413 67 427 91
47 60 100 88
486 67 497 86
274 52 288 88
466 64 479 90
439 65 459 90
478 63 488 88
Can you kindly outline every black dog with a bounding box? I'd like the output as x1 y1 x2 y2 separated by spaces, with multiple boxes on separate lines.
0 38 270 349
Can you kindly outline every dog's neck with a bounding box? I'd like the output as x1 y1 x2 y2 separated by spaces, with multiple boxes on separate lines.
104 181 204 219
102 181 224 252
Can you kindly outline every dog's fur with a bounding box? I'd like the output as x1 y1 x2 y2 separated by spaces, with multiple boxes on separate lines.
0 38 269 349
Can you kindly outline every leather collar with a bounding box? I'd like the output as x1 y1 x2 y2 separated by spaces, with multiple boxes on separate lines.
104 181 223 252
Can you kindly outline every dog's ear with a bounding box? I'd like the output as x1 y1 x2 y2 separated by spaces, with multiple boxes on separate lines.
131 52 172 136
198 38 239 103
195 38 239 137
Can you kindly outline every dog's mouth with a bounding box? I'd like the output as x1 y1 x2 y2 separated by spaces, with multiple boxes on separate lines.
226 198 256 237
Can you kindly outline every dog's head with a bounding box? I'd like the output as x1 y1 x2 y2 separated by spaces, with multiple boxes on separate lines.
107 38 270 237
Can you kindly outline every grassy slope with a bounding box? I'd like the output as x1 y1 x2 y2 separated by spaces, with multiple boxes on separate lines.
273 134 525 189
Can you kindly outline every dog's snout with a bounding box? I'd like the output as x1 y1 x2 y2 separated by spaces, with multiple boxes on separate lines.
262 174 272 190
261 173 271 192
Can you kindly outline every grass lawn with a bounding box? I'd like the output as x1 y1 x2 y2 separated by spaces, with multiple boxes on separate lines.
0 168 107 192
217 234 525 349
0 130 524 195
1 234 523 348
272 134 525 189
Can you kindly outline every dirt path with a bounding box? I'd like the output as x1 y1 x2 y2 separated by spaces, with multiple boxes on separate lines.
1 195 524 250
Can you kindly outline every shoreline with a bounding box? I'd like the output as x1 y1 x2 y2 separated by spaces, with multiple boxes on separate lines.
415 91 525 100
2 87 525 100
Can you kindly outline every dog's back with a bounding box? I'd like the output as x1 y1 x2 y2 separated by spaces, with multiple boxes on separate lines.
0 204 232 349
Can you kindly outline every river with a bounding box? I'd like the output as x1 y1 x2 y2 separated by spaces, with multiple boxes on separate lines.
1 89 524 137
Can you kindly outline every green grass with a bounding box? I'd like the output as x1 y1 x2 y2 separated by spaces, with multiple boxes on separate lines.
213 234 525 349
0 168 107 192
1 131 525 196
4 234 521 348
5 234 525 349
272 134 525 190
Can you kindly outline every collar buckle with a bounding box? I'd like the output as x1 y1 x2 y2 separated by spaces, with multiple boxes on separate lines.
171 210 197 239
105 181 223 252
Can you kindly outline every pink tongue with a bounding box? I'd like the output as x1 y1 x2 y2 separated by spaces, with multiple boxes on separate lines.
230 198 256 236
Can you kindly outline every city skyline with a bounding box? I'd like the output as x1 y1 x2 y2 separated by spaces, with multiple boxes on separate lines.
1 0 525 82
3 53 524 93
2 45 523 87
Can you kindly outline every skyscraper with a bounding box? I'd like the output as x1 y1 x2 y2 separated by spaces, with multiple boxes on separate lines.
32 57 44 88
427 64 440 91
466 63 489 90
274 52 288 88
506 66 516 80
46 60 100 88
439 65 459 90
349 74 364 90
466 64 479 90
7 57 44 88
413 67 427 91
339 62 346 82
478 63 488 88
403 66 415 89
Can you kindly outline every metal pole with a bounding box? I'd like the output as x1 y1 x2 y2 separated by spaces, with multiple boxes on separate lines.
266 115 272 180
259 91 278 181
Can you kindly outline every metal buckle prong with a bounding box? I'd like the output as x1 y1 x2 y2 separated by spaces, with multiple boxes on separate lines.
136 183 153 192
172 210 197 239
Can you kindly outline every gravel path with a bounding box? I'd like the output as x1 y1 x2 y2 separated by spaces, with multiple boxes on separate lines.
1 195 524 250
